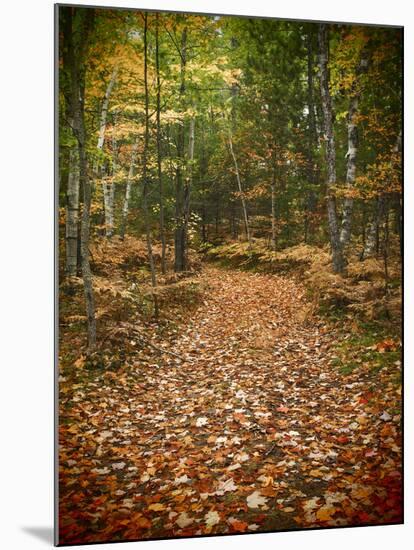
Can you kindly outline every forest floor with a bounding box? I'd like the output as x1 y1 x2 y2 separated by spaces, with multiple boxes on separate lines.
59 258 402 544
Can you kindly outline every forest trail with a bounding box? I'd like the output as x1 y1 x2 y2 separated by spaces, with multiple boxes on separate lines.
59 265 402 544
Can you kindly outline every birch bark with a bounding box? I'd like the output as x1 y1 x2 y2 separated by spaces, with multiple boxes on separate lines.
339 51 369 249
96 66 118 237
62 8 96 350
120 139 139 240
318 24 345 274
65 147 80 278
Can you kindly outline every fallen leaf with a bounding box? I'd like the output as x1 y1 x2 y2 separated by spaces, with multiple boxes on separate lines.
247 491 268 509
204 510 220 527
176 512 194 528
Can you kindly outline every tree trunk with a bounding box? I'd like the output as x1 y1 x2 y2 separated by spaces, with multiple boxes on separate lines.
105 115 117 238
142 14 159 317
183 117 195 265
339 50 369 249
174 28 187 272
228 132 252 248
96 66 118 237
120 138 139 240
270 167 276 252
65 147 80 278
62 8 96 351
304 30 318 243
362 196 386 259
362 131 400 260
318 24 345 274
155 14 166 274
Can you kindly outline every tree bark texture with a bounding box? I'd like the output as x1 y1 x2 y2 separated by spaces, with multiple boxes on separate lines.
304 30 318 243
62 7 97 351
65 147 80 278
96 66 118 237
120 138 139 240
318 24 345 274
339 50 369 249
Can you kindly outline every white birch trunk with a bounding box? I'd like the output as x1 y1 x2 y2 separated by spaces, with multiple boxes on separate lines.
95 66 118 237
318 24 345 273
339 52 369 249
120 139 139 240
65 147 80 278
96 66 118 153
105 121 117 238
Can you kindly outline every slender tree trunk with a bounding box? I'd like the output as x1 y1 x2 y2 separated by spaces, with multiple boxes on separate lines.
394 131 402 257
97 66 118 152
120 138 139 240
395 193 402 258
362 196 386 259
382 201 390 292
183 117 195 265
228 132 252 247
65 147 80 278
304 30 318 243
105 115 117 238
174 28 187 272
200 125 208 243
271 174 276 252
62 8 96 351
362 132 400 260
155 14 166 274
318 24 345 273
142 14 159 317
95 66 118 238
339 51 369 249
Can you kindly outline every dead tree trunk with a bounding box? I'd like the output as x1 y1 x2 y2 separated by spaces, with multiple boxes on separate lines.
318 24 345 274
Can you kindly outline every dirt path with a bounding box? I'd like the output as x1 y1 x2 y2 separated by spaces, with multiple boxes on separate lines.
59 266 402 544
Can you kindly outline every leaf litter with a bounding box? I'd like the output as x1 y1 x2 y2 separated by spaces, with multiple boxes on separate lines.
59 266 402 543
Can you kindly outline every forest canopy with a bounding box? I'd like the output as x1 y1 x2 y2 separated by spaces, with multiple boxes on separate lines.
59 7 402 349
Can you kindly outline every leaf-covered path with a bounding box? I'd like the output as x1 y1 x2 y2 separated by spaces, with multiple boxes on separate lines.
59 266 402 544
